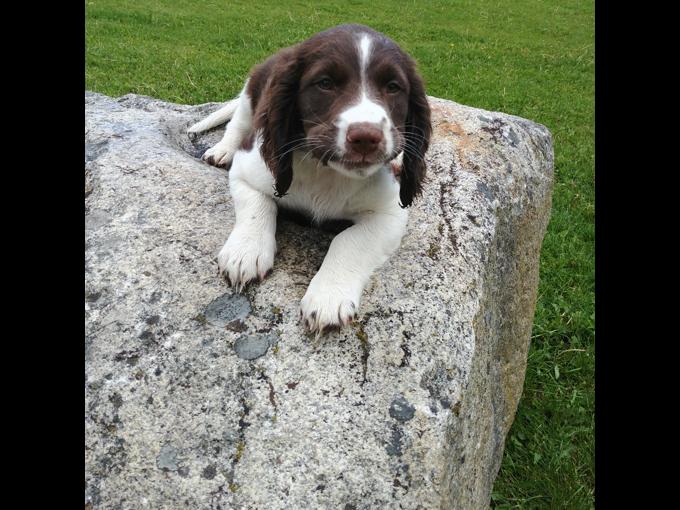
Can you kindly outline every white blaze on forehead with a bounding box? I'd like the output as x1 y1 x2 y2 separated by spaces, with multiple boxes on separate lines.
358 34 372 77
333 33 394 157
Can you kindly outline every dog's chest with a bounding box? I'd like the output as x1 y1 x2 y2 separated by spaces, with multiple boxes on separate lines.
274 153 390 223
278 165 360 222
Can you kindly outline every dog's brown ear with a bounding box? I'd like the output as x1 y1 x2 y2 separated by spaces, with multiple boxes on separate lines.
255 49 303 198
399 61 432 208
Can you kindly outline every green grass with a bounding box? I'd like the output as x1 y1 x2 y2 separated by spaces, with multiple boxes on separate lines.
86 1 594 507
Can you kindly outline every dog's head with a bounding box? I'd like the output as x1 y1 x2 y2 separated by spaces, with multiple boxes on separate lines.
255 24 431 207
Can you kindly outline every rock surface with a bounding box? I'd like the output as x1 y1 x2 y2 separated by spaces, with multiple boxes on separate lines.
85 91 553 509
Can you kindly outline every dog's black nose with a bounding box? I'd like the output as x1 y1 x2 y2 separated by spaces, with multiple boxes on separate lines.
346 123 383 155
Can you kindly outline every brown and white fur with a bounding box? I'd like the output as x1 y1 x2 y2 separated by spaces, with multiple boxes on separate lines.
188 24 431 334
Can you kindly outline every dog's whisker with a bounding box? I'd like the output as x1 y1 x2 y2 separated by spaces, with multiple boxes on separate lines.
272 136 327 156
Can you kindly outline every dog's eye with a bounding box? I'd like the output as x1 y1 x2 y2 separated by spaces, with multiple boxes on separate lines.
316 77 334 91
386 81 401 93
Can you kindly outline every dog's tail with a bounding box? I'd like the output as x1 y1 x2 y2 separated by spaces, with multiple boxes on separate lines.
187 98 240 133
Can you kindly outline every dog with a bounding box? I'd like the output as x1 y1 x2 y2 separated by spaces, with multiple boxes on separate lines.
188 24 431 334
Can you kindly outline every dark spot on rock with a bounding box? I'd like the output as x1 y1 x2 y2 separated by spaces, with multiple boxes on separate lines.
389 396 415 422
226 319 248 333
99 437 128 474
85 290 101 302
85 140 109 163
202 464 217 480
178 466 190 478
355 322 370 385
480 117 514 146
149 291 162 304
238 400 251 431
154 367 162 376
147 396 154 405
399 343 411 367
476 181 494 202
234 333 277 360
426 242 440 259
386 426 403 456
394 477 406 489
452 401 462 416
114 351 138 367
460 455 466 464
85 482 101 506
145 315 160 325
421 363 455 409
109 392 123 410
315 484 326 492
87 380 102 391
139 330 155 343
270 305 283 323
286 381 299 390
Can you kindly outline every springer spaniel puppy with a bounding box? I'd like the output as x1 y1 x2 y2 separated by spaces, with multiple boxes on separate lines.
188 24 431 334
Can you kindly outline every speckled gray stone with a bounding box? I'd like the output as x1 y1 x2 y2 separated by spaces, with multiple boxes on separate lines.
85 91 553 510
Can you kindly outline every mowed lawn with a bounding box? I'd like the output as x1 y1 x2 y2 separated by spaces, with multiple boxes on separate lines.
86 1 594 508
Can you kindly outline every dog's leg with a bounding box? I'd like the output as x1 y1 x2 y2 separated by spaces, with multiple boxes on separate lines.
217 164 277 292
300 209 408 334
188 99 240 134
201 85 253 169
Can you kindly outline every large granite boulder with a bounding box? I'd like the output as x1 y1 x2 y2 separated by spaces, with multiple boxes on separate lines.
85 91 553 509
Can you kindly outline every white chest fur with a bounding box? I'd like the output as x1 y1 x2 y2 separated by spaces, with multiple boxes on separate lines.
230 141 404 224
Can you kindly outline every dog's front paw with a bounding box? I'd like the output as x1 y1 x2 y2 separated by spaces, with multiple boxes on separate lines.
217 229 276 292
299 282 360 335
202 143 234 168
